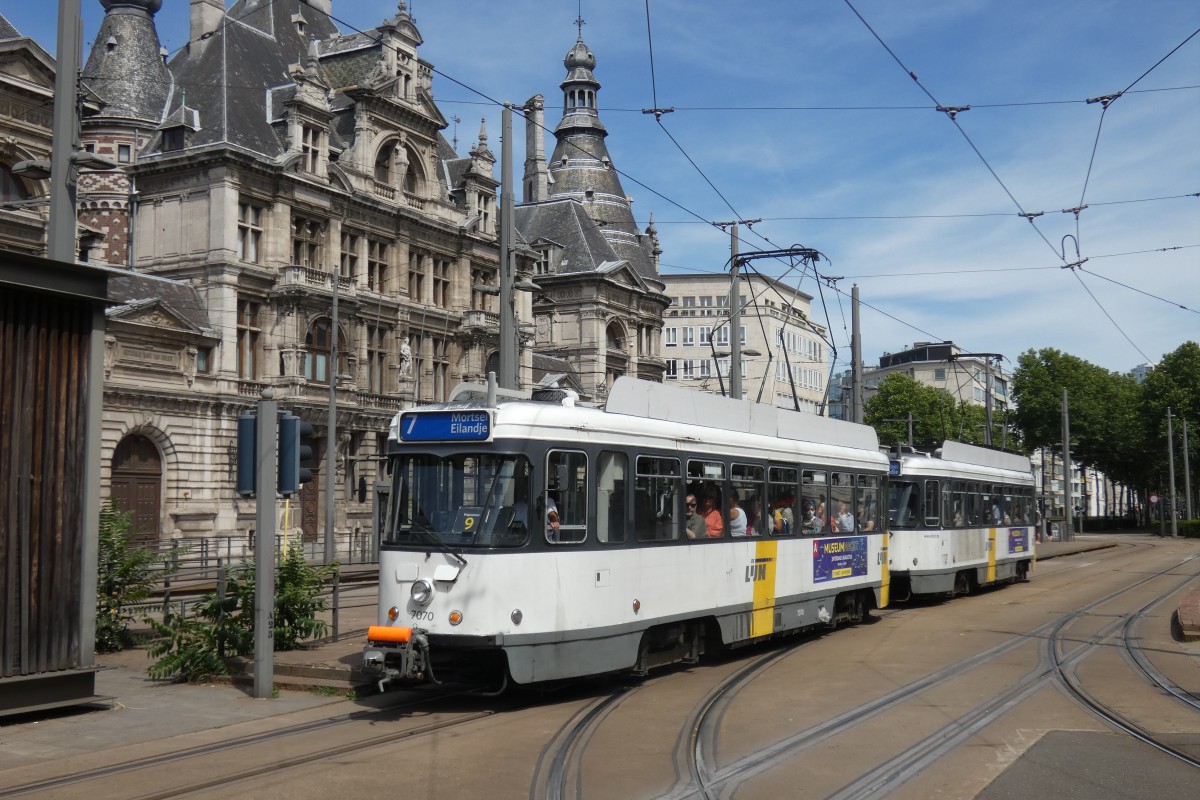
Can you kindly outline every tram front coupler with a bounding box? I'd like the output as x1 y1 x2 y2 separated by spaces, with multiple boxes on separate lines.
363 626 434 691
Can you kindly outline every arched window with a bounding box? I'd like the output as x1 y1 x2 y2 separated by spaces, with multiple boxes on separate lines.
374 144 394 184
304 318 344 384
403 146 423 195
606 321 626 351
1 163 30 203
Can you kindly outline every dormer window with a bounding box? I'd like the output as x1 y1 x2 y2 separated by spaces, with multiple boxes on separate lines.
292 14 306 35
162 127 185 152
301 125 322 173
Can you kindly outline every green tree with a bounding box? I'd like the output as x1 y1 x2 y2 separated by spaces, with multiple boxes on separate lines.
96 502 177 653
1140 341 1200 493
864 373 959 449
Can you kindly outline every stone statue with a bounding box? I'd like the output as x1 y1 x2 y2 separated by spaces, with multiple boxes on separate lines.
399 335 412 376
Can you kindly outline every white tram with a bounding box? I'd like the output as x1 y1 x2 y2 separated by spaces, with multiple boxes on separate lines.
363 377 891 690
886 441 1036 599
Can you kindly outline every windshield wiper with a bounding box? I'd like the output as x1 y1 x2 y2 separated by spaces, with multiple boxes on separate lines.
408 517 468 569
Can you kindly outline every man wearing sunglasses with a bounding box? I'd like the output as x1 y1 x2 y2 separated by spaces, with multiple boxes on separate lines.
684 494 707 539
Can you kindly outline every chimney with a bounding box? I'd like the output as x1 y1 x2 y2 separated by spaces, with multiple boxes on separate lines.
190 0 224 49
522 94 549 203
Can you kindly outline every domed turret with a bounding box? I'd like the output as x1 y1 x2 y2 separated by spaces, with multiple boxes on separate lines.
564 37 596 71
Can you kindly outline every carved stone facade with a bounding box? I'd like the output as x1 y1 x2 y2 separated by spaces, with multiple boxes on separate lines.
0 14 52 255
15 2 667 553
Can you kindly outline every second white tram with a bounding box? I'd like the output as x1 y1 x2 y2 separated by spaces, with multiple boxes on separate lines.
886 441 1036 599
363 377 891 690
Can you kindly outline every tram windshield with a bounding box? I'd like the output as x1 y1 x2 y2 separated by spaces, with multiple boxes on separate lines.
385 453 534 549
888 481 921 528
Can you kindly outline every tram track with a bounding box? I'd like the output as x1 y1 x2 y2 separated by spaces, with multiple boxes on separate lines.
0 687 498 799
670 551 1200 799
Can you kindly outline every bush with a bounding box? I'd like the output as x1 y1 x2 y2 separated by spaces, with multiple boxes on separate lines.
147 544 336 682
95 503 176 653
1179 519 1200 538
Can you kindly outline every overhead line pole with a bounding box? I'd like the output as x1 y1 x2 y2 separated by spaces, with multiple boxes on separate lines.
1062 389 1074 542
1167 408 1178 538
325 273 338 564
498 104 518 390
714 219 760 400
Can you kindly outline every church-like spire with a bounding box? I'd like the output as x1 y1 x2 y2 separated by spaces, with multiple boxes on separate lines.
85 0 170 123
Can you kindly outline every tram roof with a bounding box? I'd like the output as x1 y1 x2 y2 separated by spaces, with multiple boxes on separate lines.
893 441 1033 482
392 378 887 465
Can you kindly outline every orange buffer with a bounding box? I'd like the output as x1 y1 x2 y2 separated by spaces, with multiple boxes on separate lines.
368 625 413 644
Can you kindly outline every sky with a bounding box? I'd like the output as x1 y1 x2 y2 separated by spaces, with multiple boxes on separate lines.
7 0 1199 377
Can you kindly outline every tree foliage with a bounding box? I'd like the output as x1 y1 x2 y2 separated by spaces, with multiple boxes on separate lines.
147 544 335 682
96 502 178 653
864 373 1002 449
1010 341 1199 495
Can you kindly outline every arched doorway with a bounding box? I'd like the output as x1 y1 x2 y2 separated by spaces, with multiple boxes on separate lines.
110 434 162 548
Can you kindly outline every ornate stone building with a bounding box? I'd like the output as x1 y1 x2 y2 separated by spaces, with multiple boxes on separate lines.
517 34 668 400
11 1 665 554
0 14 53 255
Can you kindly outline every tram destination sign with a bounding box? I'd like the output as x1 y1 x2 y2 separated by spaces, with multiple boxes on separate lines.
399 410 491 442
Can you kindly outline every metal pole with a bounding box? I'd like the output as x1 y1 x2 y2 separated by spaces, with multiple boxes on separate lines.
851 285 862 424
984 361 994 446
498 104 518 390
47 0 81 263
1167 408 1178 537
1062 389 1074 542
1184 418 1193 521
906 412 913 447
254 390 279 699
325 274 338 564
729 223 742 399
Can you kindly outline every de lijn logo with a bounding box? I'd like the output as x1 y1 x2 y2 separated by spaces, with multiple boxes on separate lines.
745 556 773 583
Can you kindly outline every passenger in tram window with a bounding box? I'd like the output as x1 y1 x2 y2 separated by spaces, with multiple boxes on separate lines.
858 503 875 531
817 500 829 532
702 492 724 537
801 500 818 532
545 490 561 541
835 501 855 532
773 501 794 535
728 490 748 537
684 494 706 539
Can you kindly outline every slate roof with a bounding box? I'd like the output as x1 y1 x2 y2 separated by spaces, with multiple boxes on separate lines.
81 1 171 123
515 199 625 275
106 272 215 335
161 0 340 155
0 12 20 40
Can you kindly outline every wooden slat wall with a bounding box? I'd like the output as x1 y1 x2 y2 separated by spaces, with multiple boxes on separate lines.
0 287 89 678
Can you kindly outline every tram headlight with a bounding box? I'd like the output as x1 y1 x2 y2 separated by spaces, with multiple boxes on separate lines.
410 579 434 606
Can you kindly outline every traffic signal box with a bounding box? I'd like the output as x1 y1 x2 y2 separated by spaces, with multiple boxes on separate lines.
236 410 316 498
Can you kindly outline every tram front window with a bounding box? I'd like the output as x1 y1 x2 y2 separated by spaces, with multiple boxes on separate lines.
385 453 533 548
889 481 920 528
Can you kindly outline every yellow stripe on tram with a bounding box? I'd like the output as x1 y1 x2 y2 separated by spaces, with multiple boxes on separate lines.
751 538 778 638
987 528 997 584
879 531 890 608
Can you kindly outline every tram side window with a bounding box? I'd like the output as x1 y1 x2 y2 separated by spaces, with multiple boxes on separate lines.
768 466 798 536
830 472 855 532
597 450 628 544
546 450 587 544
889 480 919 528
636 456 682 541
948 481 967 527
858 475 879 531
687 459 726 538
801 469 828 534
1002 487 1018 524
924 480 941 527
1021 488 1036 526
731 462 764 536
966 482 981 525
